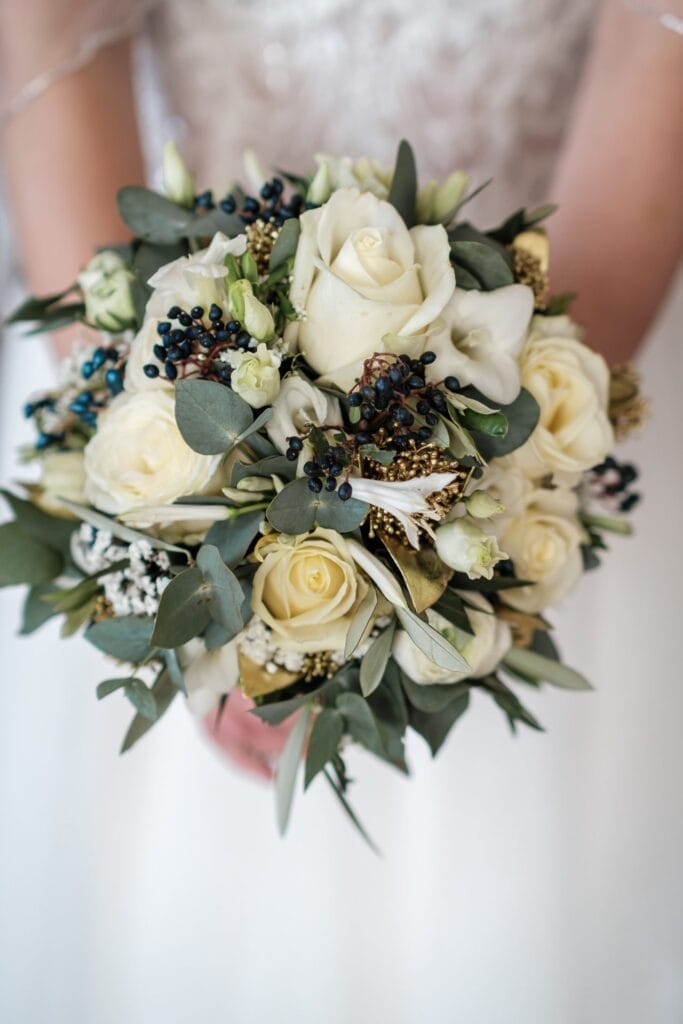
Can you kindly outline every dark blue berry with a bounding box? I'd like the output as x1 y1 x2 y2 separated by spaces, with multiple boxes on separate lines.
395 407 414 426
199 333 214 348
227 320 240 333
153 344 167 361
285 448 299 461
243 196 260 213
190 306 204 319
166 345 182 362
92 347 107 370
355 432 371 445
418 426 432 441
288 436 303 452
360 404 374 421
620 493 640 512
347 393 362 407
105 369 123 395
389 367 403 385
303 461 321 477
425 413 438 426
170 329 185 344
260 183 274 200
220 196 236 214
167 306 181 319
157 321 171 336
361 385 376 402
420 351 436 364
308 477 323 494
179 341 193 358
218 366 232 382
164 361 178 380
325 476 337 492
417 399 430 415
407 375 424 390
338 482 353 501
272 178 284 195
143 364 160 379
178 312 192 327
236 331 251 349
209 304 222 321
23 403 34 418
81 361 94 379
376 376 392 394
445 376 461 392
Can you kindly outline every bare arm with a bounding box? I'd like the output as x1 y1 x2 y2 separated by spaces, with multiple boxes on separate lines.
2 36 144 356
549 0 683 363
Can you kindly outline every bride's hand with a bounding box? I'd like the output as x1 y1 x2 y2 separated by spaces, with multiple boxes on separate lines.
203 689 296 780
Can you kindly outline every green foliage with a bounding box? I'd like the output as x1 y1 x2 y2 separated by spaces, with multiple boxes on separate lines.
409 690 470 756
269 218 300 269
401 671 469 713
195 545 244 638
359 620 396 697
275 706 311 835
387 140 417 228
487 204 557 245
304 709 344 789
481 676 544 732
175 379 253 455
6 290 85 334
450 240 515 290
117 187 243 245
395 606 469 673
460 407 509 438
502 646 592 691
20 585 60 635
96 676 158 722
266 477 368 534
204 511 263 568
1 489 75 554
152 567 211 647
120 669 177 753
344 587 377 659
85 615 155 664
59 499 187 555
0 522 64 587
468 388 540 459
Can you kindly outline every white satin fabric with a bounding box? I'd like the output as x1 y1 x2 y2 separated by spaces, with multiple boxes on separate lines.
1 2 682 1022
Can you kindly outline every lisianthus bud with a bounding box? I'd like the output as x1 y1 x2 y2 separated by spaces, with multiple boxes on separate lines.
307 160 332 205
417 170 469 224
230 280 275 341
162 141 195 208
227 343 281 407
77 251 136 331
434 519 507 580
464 490 504 519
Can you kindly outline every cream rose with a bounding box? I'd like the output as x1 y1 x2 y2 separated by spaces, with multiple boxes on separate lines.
145 232 247 319
77 251 136 331
84 391 222 515
266 374 342 454
427 285 534 404
393 594 512 685
494 485 585 613
514 315 614 477
36 451 87 517
251 528 371 652
285 188 455 388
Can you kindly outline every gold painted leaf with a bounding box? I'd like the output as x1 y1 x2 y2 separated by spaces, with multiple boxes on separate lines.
380 533 452 615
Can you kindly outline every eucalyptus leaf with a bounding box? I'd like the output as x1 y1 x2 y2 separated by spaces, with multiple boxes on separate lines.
251 691 315 725
58 499 188 555
196 544 244 638
409 691 470 756
232 454 295 485
96 677 129 699
450 240 514 290
1 489 75 553
503 647 592 691
120 670 177 753
387 140 417 227
164 648 186 693
117 187 195 244
124 677 158 721
469 388 540 460
269 218 301 269
266 477 368 534
344 586 377 660
275 705 311 835
85 615 154 664
304 709 344 789
152 567 212 648
20 585 60 635
204 511 263 567
336 693 383 754
175 379 253 455
360 620 396 698
0 522 63 587
395 606 469 673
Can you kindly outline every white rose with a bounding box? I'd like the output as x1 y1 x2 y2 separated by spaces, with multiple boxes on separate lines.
428 285 534 404
77 251 136 331
495 485 585 613
227 343 281 407
36 451 87 517
146 232 247 319
434 519 508 581
251 528 371 652
84 391 222 515
162 140 195 208
514 315 614 477
393 595 512 684
180 637 239 715
285 187 455 388
266 374 342 453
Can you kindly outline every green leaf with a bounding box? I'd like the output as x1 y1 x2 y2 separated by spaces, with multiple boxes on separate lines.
387 140 417 228
483 676 544 732
0 522 63 587
1 489 75 553
196 544 244 638
401 671 469 713
251 691 315 725
151 567 212 647
336 693 383 754
450 240 514 290
58 499 188 555
469 388 540 460
120 669 177 753
124 677 158 721
232 454 295 485
266 477 368 534
175 379 253 455
409 690 470 755
61 596 99 637
460 408 508 438
581 512 632 536
322 767 380 855
433 588 473 635
117 187 196 244
454 574 532 592
360 620 396 697
43 575 101 613
20 584 60 635
163 648 186 693
85 615 154 663
395 606 470 673
344 586 377 660
269 218 301 269
304 709 344 789
275 705 311 835
503 647 592 691
96 677 129 699
5 289 71 325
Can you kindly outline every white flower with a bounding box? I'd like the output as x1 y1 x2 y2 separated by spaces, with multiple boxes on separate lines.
84 391 222 515
464 490 505 519
77 251 136 331
146 232 247 319
393 595 511 684
266 374 343 454
493 485 585 613
350 472 460 549
228 280 275 341
36 451 87 517
434 519 508 580
162 140 195 208
514 315 614 477
227 343 281 407
285 187 455 388
309 154 393 201
416 170 469 224
428 285 534 404
478 457 535 520
181 638 240 715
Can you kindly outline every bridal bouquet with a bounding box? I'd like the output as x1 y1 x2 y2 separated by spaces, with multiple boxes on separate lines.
1 141 643 841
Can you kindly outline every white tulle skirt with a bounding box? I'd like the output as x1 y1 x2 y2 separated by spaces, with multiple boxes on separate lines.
1 271 681 1024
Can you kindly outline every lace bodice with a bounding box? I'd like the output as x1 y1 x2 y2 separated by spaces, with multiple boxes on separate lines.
149 0 598 221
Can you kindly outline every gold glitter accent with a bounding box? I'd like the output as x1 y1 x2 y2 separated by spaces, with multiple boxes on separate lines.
510 247 549 309
246 218 281 274
363 443 468 545
92 595 114 621
301 651 337 682
609 363 649 440
497 608 550 649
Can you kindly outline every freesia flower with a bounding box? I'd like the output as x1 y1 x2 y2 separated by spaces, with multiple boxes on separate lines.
350 472 460 549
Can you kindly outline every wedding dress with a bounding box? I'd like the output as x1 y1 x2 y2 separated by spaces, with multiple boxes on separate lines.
1 2 682 1022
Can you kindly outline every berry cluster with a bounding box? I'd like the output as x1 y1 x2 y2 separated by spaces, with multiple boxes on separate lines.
194 177 306 228
143 304 255 384
591 456 640 513
347 351 460 452
284 436 354 499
